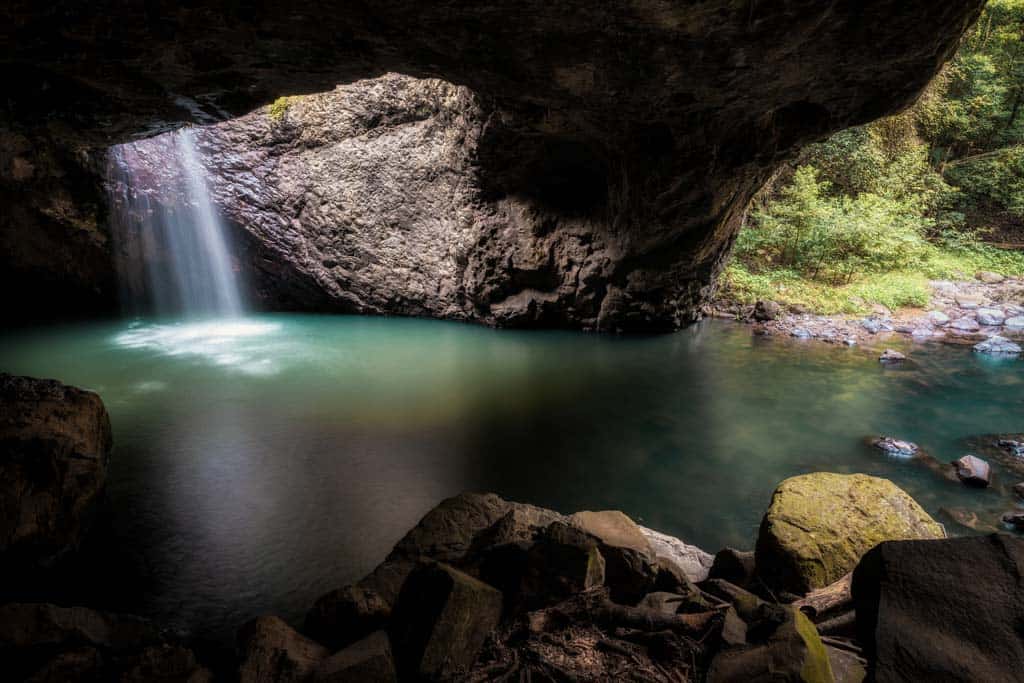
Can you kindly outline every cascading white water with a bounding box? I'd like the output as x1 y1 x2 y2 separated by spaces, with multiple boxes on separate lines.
108 128 244 318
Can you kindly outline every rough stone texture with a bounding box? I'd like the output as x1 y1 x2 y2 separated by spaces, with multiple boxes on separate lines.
1 2 985 329
756 473 945 594
237 616 329 683
639 525 715 583
520 522 607 608
313 631 396 683
568 510 657 603
388 562 503 681
852 535 1024 683
303 585 390 652
0 374 113 568
707 606 834 683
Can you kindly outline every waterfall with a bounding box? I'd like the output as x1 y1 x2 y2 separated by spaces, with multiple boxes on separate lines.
108 128 244 318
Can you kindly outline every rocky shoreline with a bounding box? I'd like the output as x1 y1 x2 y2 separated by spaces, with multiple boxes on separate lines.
714 272 1024 355
3 374 1024 681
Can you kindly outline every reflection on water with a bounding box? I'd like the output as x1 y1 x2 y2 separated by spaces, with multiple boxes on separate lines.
0 314 1021 642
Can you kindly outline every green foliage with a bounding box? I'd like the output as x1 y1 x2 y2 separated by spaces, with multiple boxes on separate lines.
728 0 1024 315
268 96 294 122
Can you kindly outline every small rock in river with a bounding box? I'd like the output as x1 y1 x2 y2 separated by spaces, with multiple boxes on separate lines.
879 349 906 363
1004 316 1024 329
976 308 1006 326
871 436 919 456
1001 510 1024 530
860 318 892 334
973 335 1022 356
952 454 991 488
950 317 981 332
790 328 812 339
998 440 1024 457
753 300 780 321
927 310 950 326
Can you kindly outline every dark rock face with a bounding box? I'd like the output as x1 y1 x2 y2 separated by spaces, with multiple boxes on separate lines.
852 535 1024 683
2 1 984 329
237 616 329 683
0 374 113 568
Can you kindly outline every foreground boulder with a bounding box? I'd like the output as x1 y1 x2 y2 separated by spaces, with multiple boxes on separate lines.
238 616 329 683
568 510 657 602
0 374 113 568
852 534 1024 682
304 585 390 652
313 631 396 683
388 562 502 680
0 603 209 682
756 473 944 594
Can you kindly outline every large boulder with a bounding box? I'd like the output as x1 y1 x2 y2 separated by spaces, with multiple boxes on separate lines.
237 616 329 683
639 525 715 583
756 473 944 594
388 562 502 681
568 510 657 603
852 535 1024 682
707 606 834 683
313 631 396 683
303 585 390 652
0 374 112 568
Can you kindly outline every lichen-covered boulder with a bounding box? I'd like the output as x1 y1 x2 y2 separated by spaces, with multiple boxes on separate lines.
0 374 113 568
755 474 944 594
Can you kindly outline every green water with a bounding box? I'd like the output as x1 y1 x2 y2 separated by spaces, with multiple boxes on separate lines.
1 314 1021 641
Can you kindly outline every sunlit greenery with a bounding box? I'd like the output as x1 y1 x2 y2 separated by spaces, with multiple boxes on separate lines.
728 0 1024 314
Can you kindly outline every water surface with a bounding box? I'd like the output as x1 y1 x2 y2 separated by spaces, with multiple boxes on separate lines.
1 314 1020 641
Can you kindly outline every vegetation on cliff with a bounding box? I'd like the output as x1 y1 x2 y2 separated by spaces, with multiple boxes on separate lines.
724 0 1024 314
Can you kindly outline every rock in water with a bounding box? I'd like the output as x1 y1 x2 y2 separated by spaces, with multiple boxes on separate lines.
852 535 1024 682
878 349 906 363
1004 316 1024 329
973 335 1022 356
707 606 834 683
869 437 919 457
753 300 781 322
998 439 1024 457
568 510 657 603
976 308 1006 326
313 631 396 683
755 473 944 594
388 562 502 680
0 374 112 568
951 454 991 487
238 616 329 683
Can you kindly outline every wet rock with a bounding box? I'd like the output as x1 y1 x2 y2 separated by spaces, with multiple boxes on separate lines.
388 562 502 680
709 548 756 588
313 631 396 683
0 374 113 568
878 349 905 363
520 522 606 607
869 436 919 457
1004 316 1024 329
976 307 1006 326
237 616 329 683
955 294 985 309
304 585 390 652
639 525 714 583
753 301 781 322
852 534 1024 682
707 606 833 683
998 439 1024 457
949 316 981 332
951 454 991 487
926 310 950 326
791 328 813 339
756 473 944 594
973 335 1022 356
568 510 657 603
1001 511 1024 530
977 271 1005 284
860 318 892 334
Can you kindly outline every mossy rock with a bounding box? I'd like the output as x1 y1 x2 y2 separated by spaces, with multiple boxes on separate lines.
756 473 944 594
